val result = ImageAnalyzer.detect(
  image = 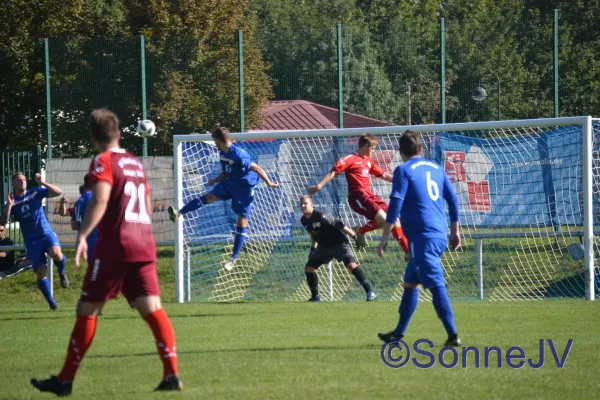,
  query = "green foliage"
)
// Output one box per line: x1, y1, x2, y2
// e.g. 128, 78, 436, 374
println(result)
1, 0, 271, 156
1, 0, 599, 155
